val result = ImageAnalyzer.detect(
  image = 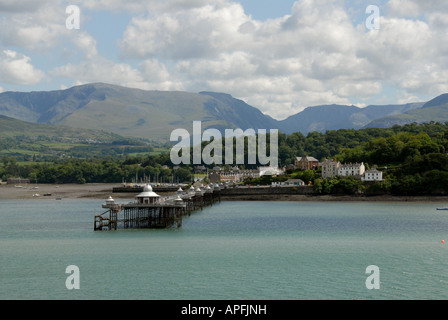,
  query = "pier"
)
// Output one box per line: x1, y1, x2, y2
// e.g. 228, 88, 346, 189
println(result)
94, 184, 221, 230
